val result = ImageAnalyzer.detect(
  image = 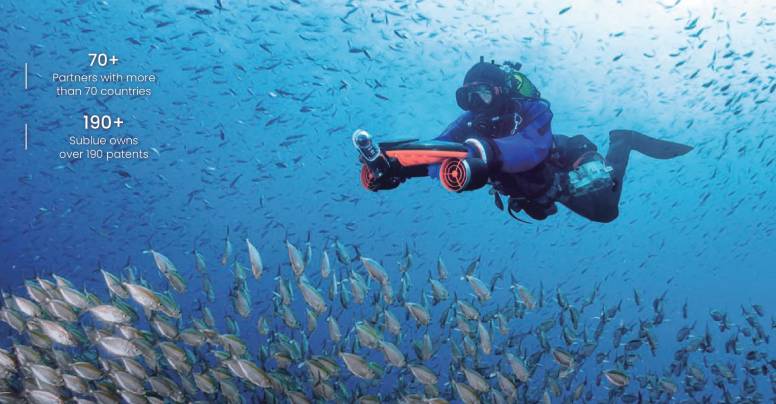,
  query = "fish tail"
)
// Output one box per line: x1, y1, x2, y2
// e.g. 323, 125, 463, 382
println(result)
351, 245, 362, 263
